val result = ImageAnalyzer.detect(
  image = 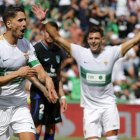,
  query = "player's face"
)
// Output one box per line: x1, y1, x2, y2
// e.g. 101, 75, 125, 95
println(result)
87, 32, 103, 54
44, 31, 53, 43
9, 11, 26, 39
